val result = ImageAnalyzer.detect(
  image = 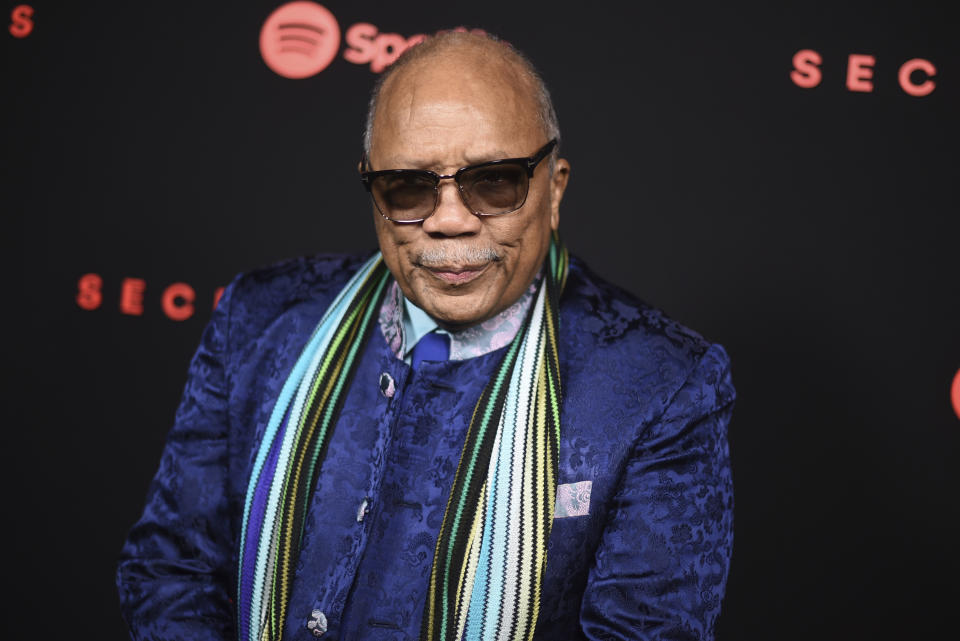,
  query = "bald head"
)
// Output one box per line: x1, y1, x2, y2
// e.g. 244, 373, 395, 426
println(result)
363, 32, 560, 163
